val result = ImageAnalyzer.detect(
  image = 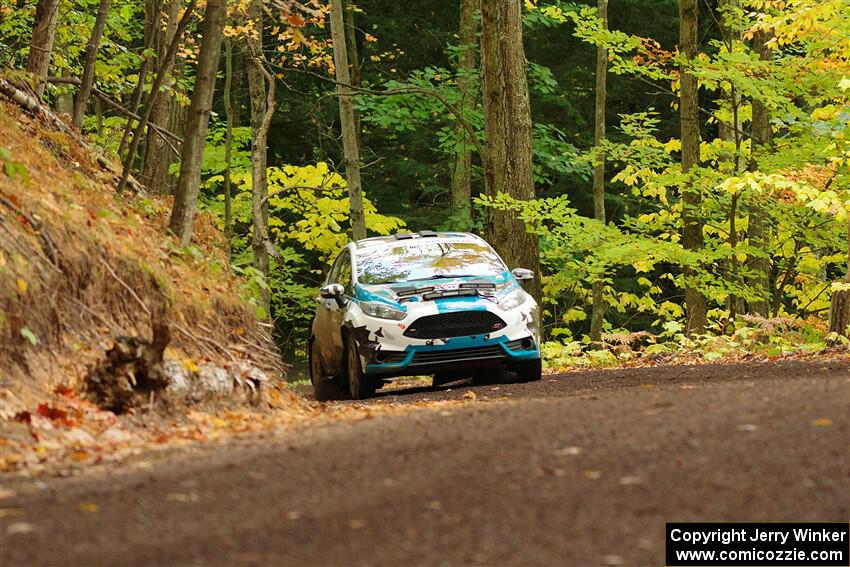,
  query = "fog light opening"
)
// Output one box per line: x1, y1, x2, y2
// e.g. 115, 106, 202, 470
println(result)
521, 338, 534, 350
374, 351, 386, 363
